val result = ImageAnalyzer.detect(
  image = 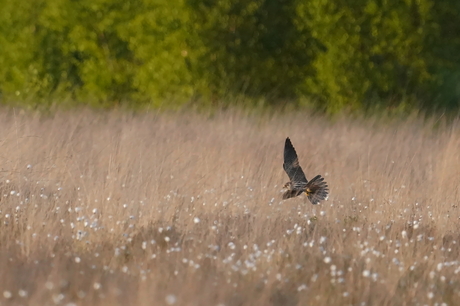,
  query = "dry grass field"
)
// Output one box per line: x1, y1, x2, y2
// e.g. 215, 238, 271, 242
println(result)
0, 109, 459, 306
